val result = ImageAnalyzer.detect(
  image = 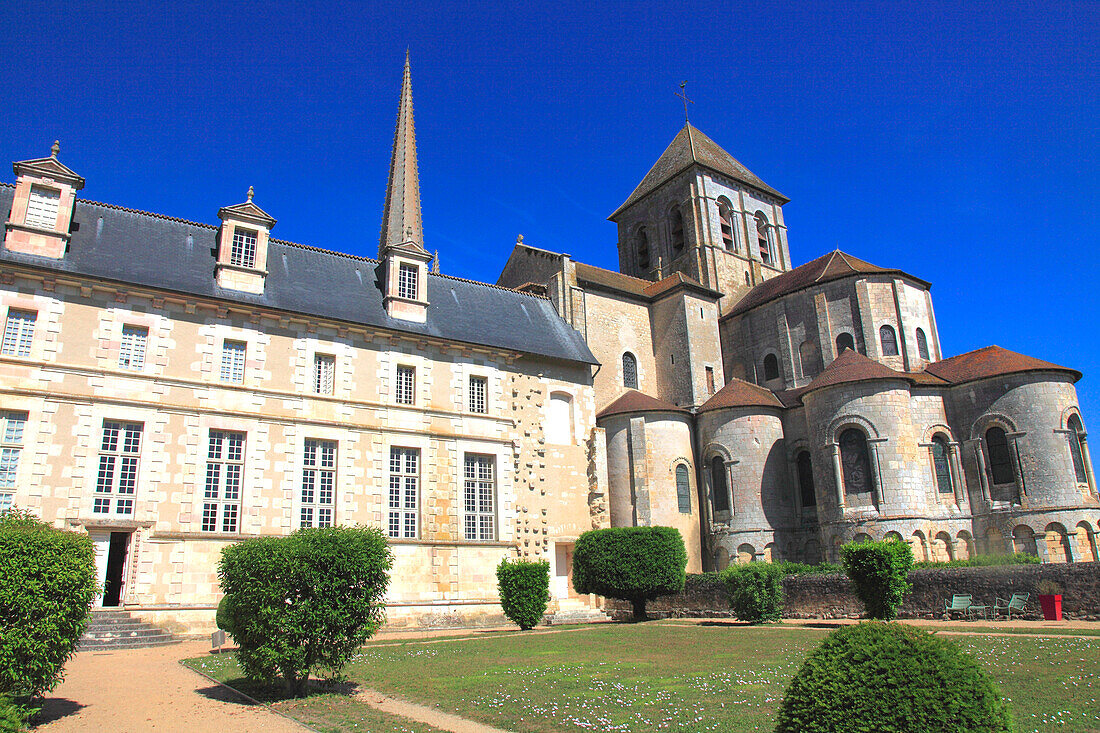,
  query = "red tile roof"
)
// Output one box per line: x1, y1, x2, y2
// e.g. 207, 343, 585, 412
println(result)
574, 263, 720, 301
723, 250, 930, 319
596, 390, 689, 419
803, 349, 910, 394
698, 378, 784, 412
924, 345, 1080, 384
